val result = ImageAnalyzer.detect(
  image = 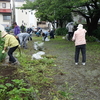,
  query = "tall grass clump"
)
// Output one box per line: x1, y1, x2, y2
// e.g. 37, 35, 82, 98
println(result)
0, 32, 6, 62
